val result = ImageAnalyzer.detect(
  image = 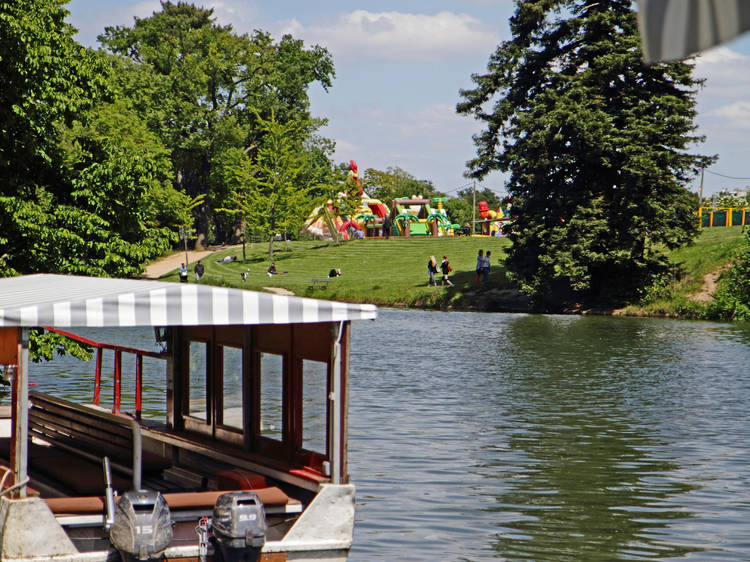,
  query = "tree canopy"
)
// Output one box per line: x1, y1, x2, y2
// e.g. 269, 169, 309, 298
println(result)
0, 0, 176, 279
457, 0, 713, 308
218, 110, 323, 258
361, 167, 442, 207
98, 1, 335, 244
